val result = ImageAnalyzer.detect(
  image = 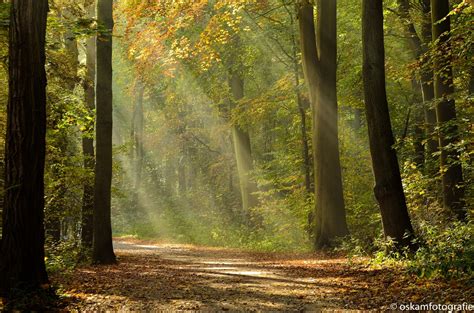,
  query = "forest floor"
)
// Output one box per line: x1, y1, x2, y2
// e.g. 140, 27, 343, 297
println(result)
52, 238, 472, 311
